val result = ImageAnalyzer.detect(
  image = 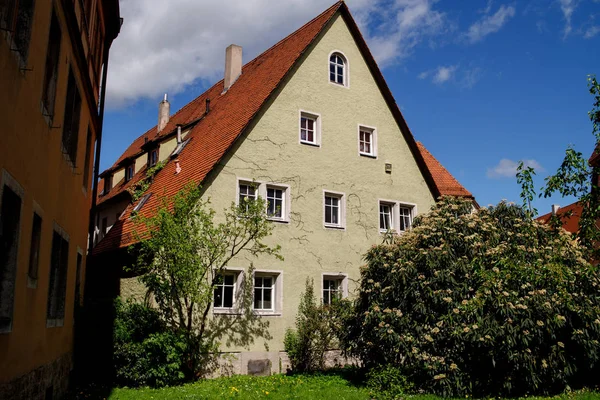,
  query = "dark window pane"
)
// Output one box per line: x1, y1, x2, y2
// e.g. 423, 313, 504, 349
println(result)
263, 277, 272, 287
13, 0, 35, 62
42, 10, 61, 117
254, 289, 261, 309
224, 274, 234, 285
263, 289, 272, 309
0, 185, 21, 331
224, 286, 234, 308
214, 287, 222, 307
47, 231, 68, 322
62, 70, 82, 164
255, 277, 261, 287
28, 212, 42, 280
330, 73, 335, 81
